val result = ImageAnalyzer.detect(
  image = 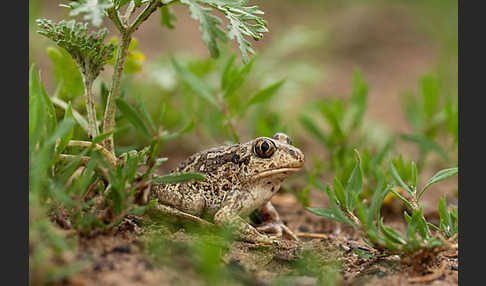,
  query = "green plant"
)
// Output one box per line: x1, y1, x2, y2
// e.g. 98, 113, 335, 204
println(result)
400, 73, 458, 168
32, 0, 272, 234
300, 70, 394, 182
50, 0, 268, 153
307, 150, 457, 260
171, 54, 285, 142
